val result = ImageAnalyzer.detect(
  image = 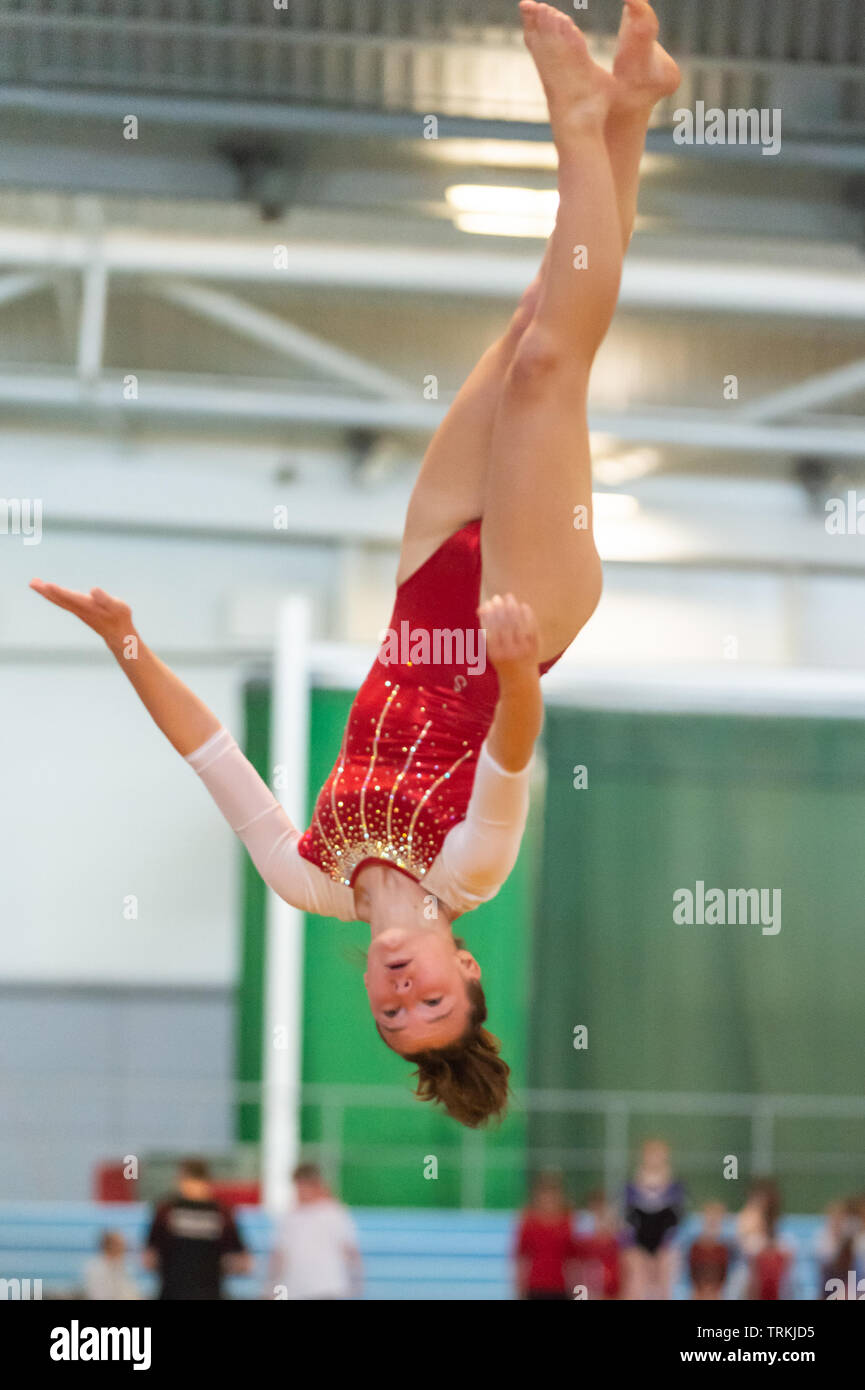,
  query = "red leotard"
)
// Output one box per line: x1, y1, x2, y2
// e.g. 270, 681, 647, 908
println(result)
297, 521, 561, 888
